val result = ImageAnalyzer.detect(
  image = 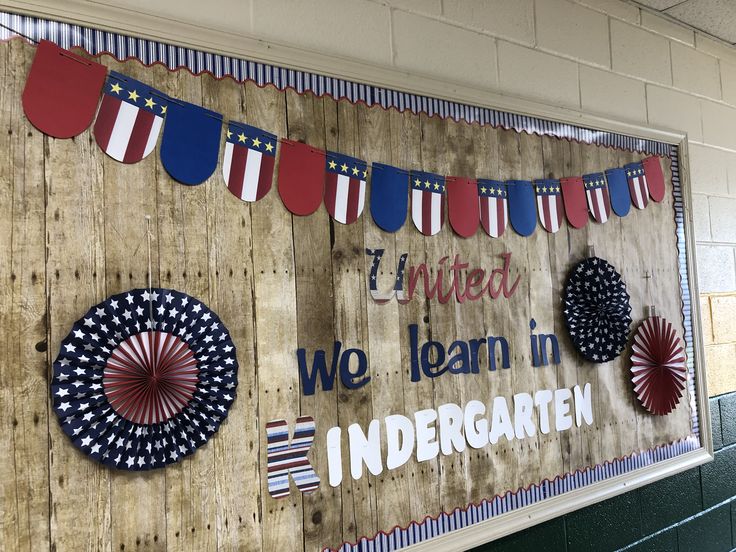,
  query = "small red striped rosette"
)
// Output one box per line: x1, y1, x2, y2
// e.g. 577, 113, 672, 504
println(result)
630, 315, 686, 416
